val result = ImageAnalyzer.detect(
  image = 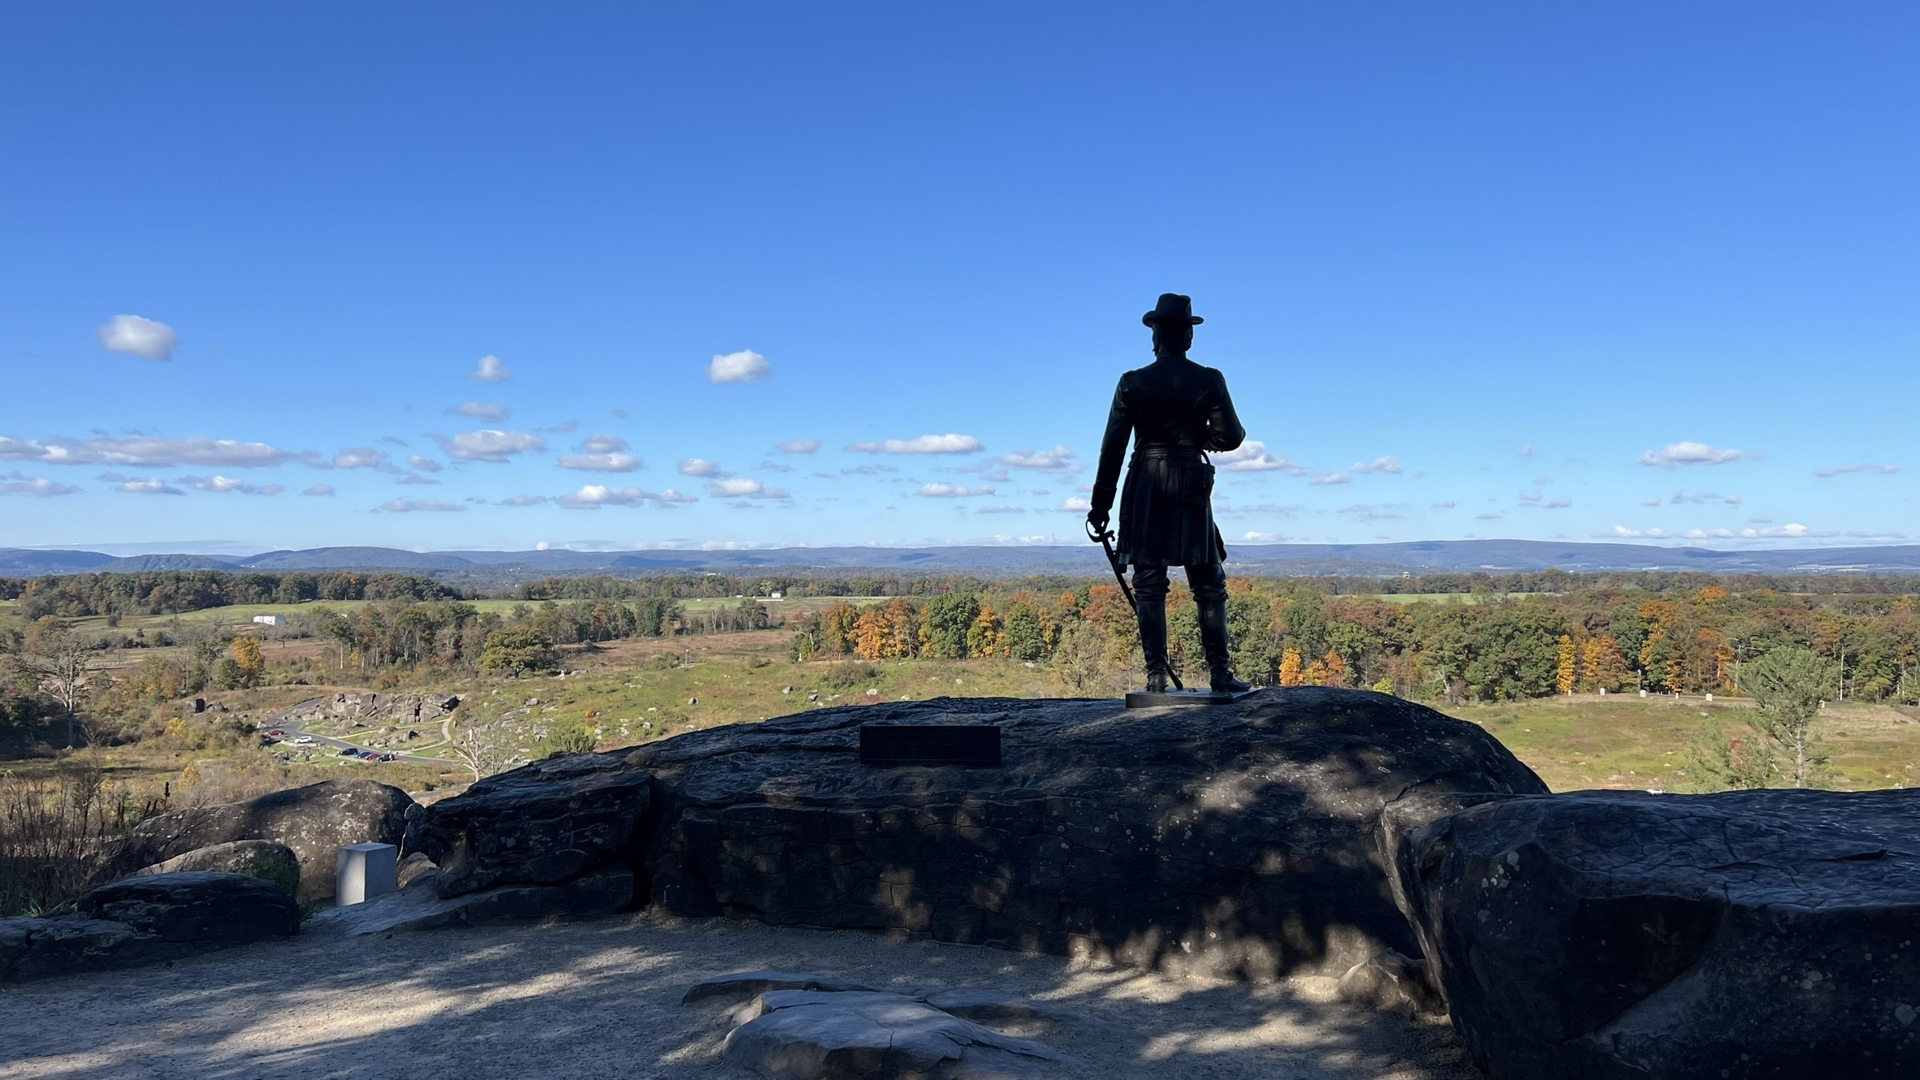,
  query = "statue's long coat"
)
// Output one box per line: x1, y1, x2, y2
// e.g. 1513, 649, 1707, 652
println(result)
1091, 355, 1246, 568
